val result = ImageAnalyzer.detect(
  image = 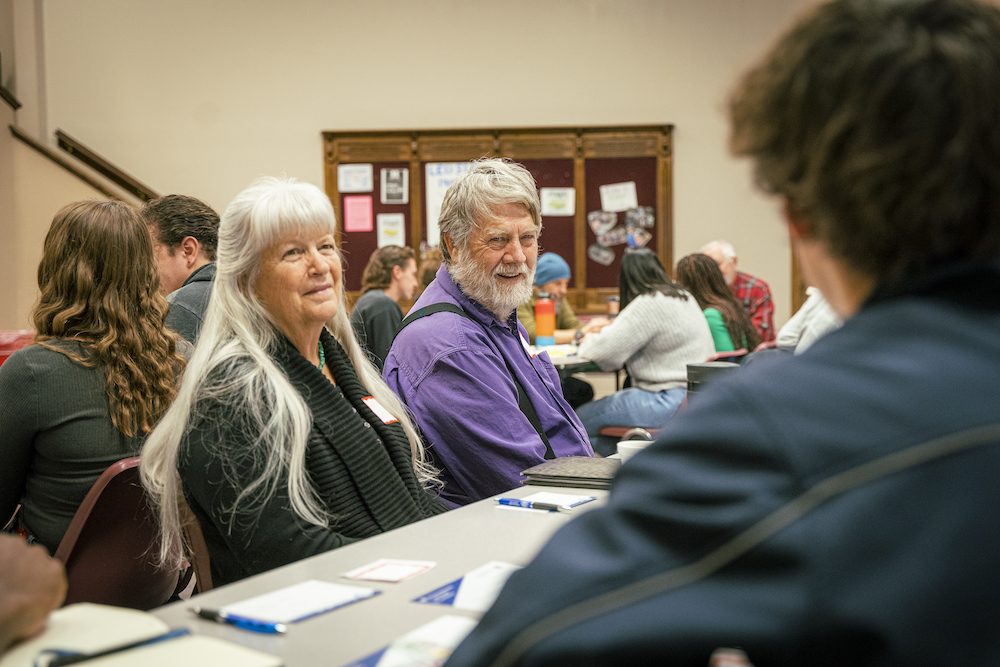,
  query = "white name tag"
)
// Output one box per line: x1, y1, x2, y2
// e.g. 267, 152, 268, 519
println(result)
520, 331, 536, 358
362, 396, 399, 424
